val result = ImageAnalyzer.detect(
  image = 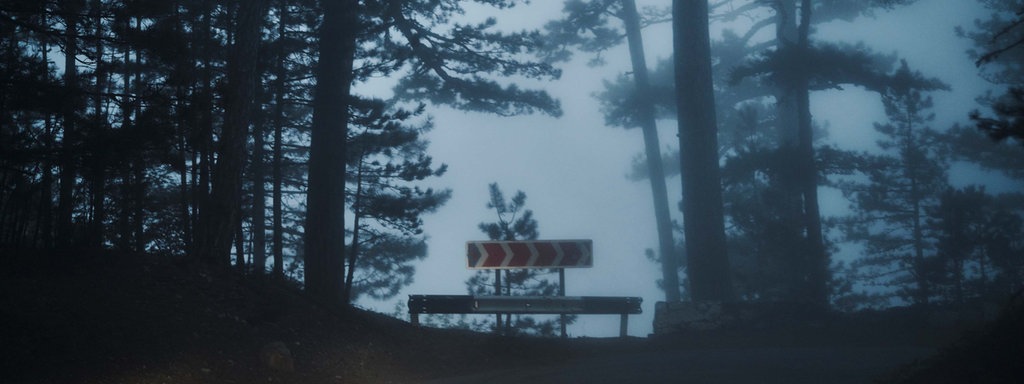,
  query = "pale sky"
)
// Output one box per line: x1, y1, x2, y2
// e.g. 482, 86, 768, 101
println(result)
355, 0, 1005, 337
